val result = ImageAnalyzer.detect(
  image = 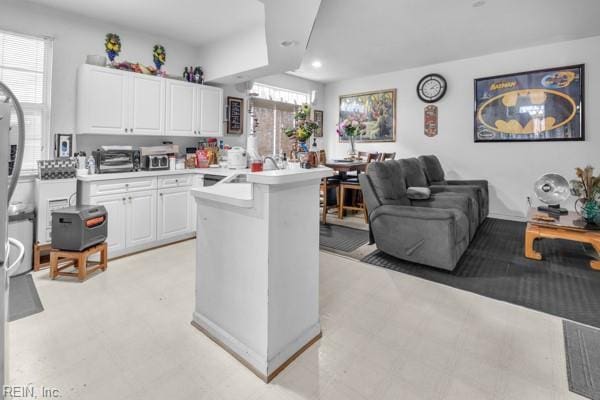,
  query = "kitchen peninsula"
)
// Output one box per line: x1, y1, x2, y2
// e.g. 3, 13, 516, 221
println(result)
190, 167, 332, 382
